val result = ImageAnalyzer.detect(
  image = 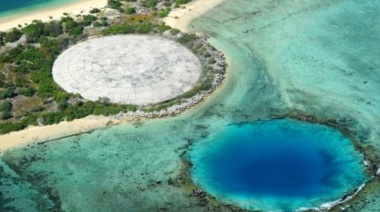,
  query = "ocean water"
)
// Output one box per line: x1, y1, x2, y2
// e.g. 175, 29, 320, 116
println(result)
1, 0, 380, 211
189, 119, 367, 211
0, 0, 76, 18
